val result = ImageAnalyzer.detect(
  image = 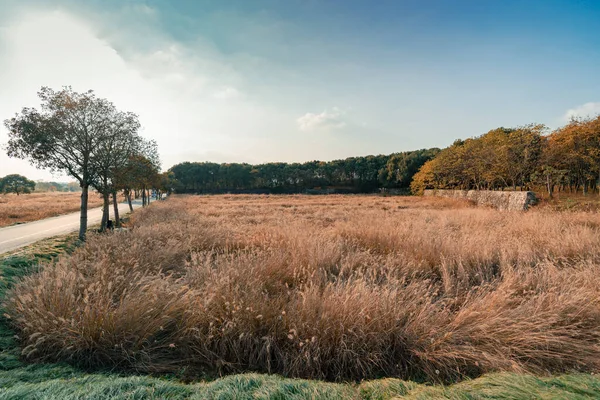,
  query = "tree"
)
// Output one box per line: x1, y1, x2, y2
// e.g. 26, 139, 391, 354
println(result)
410, 160, 436, 194
540, 116, 600, 195
90, 110, 142, 230
500, 125, 544, 190
167, 150, 438, 194
124, 154, 160, 207
156, 171, 176, 198
411, 125, 545, 192
383, 149, 440, 188
5, 87, 121, 241
0, 174, 36, 195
